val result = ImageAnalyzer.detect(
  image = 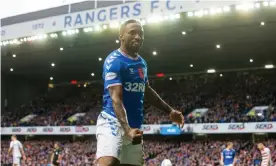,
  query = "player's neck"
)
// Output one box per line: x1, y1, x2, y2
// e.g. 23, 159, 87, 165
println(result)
119, 47, 138, 59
